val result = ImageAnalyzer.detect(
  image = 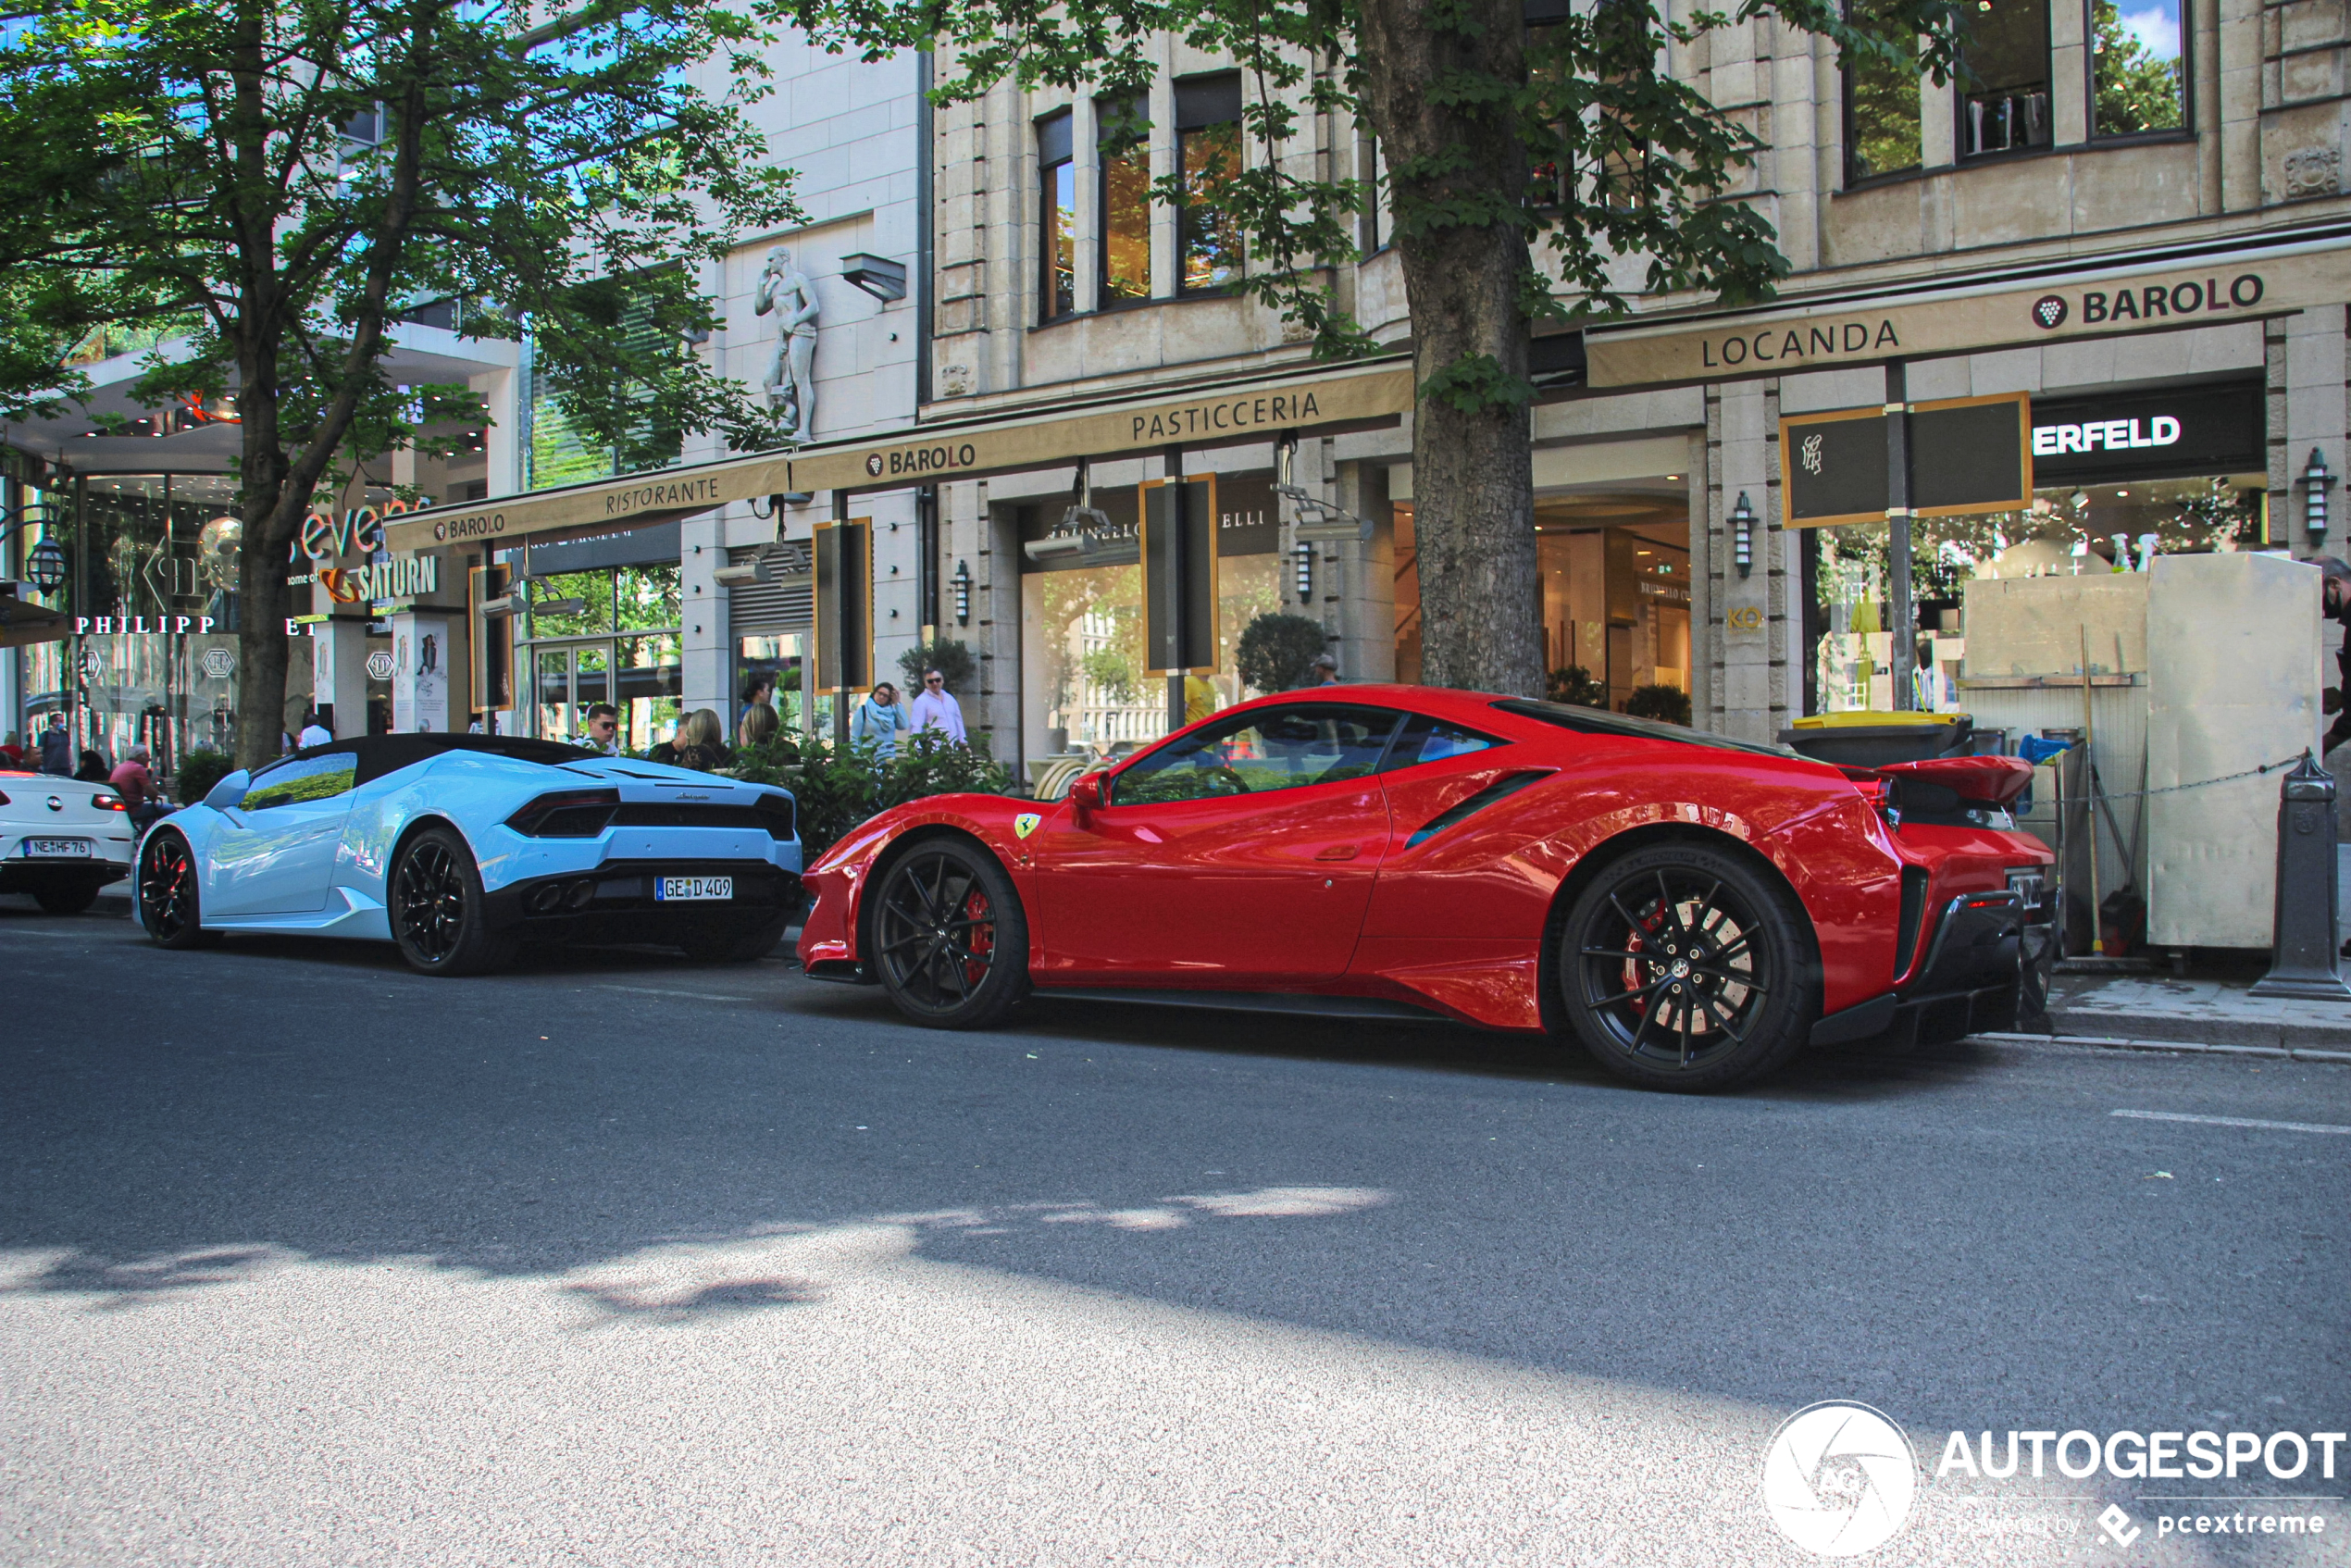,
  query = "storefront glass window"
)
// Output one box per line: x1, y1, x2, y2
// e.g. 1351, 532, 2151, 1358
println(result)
2090, 0, 2185, 135
738, 632, 811, 736
516, 563, 681, 751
